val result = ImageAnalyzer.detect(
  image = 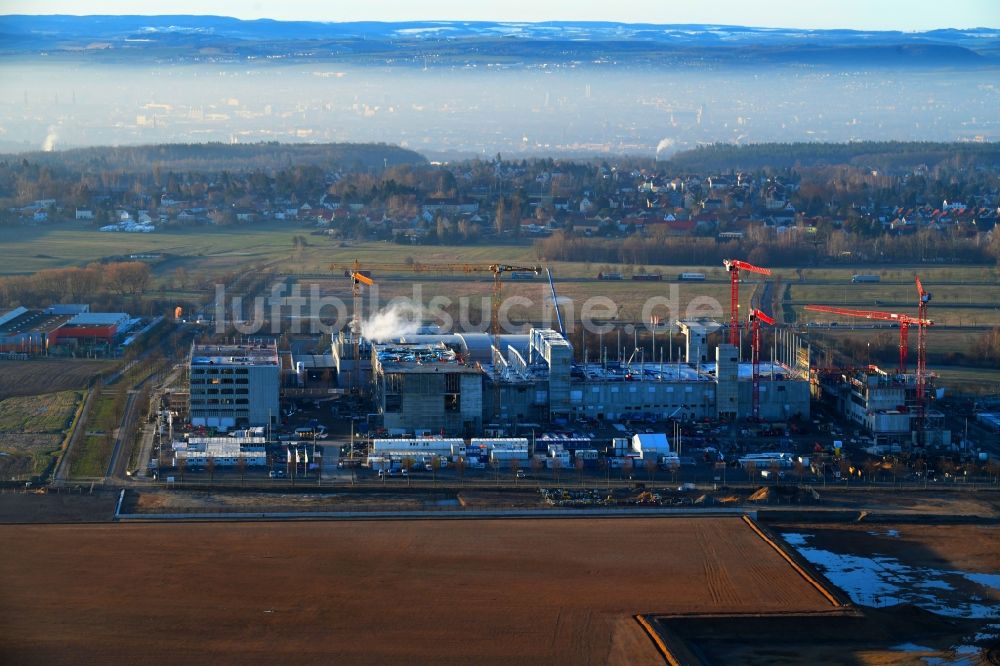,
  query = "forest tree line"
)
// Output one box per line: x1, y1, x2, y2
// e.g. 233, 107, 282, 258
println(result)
0, 261, 152, 309
533, 226, 1000, 268
666, 141, 1000, 172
